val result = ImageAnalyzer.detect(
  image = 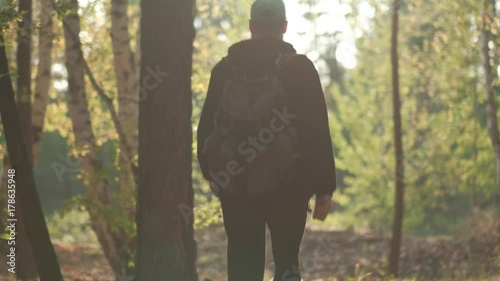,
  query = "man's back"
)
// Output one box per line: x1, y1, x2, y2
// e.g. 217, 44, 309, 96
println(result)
197, 38, 336, 198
